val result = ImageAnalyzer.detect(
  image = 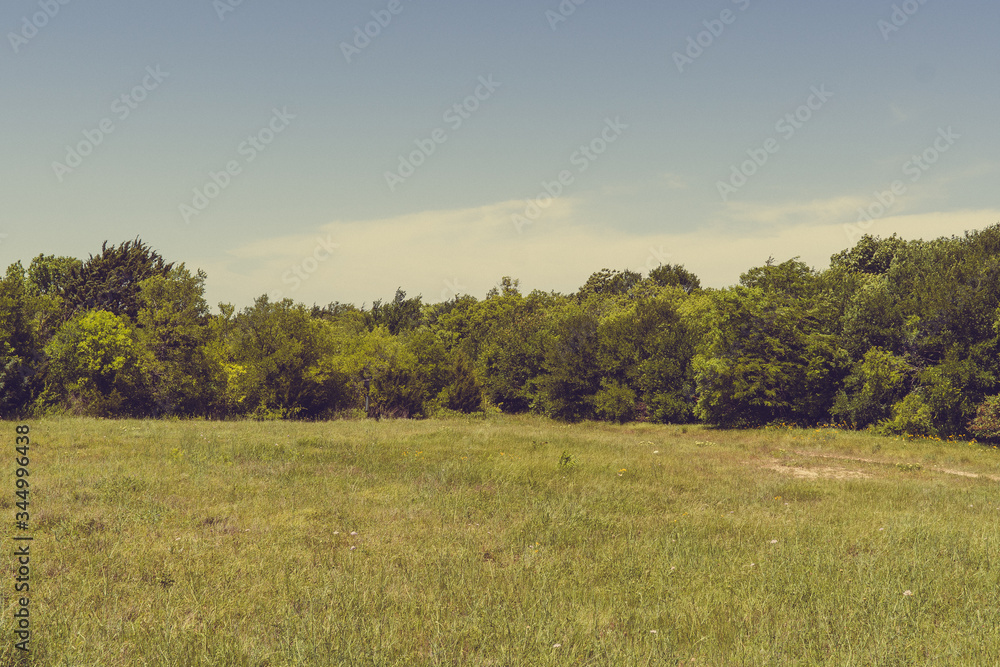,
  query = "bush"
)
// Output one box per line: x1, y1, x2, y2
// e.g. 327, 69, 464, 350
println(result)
593, 379, 636, 423
968, 394, 1000, 441
876, 392, 937, 437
